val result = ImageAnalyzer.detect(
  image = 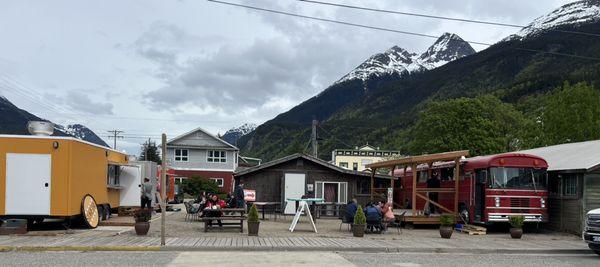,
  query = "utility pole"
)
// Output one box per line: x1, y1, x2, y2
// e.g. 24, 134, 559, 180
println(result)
311, 119, 318, 158
107, 130, 124, 149
160, 133, 167, 246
